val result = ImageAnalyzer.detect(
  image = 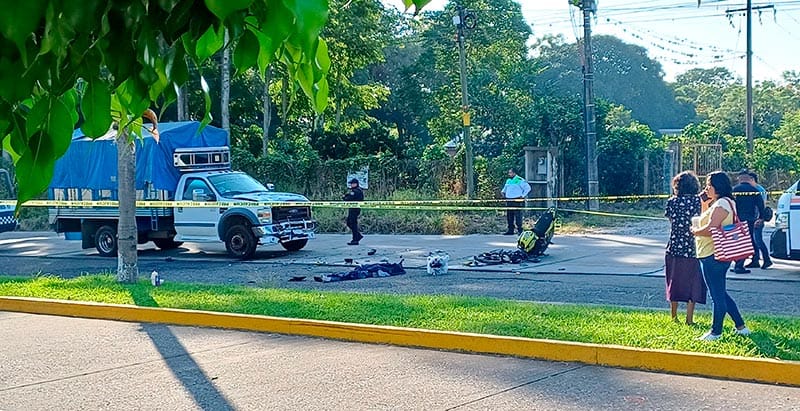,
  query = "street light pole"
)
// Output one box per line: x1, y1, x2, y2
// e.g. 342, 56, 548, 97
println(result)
455, 5, 475, 199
